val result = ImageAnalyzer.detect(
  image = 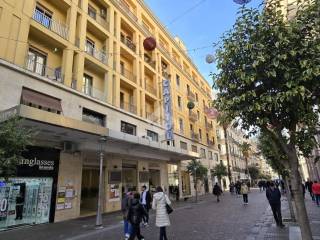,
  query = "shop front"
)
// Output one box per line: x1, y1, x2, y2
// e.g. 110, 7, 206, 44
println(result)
0, 146, 59, 231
